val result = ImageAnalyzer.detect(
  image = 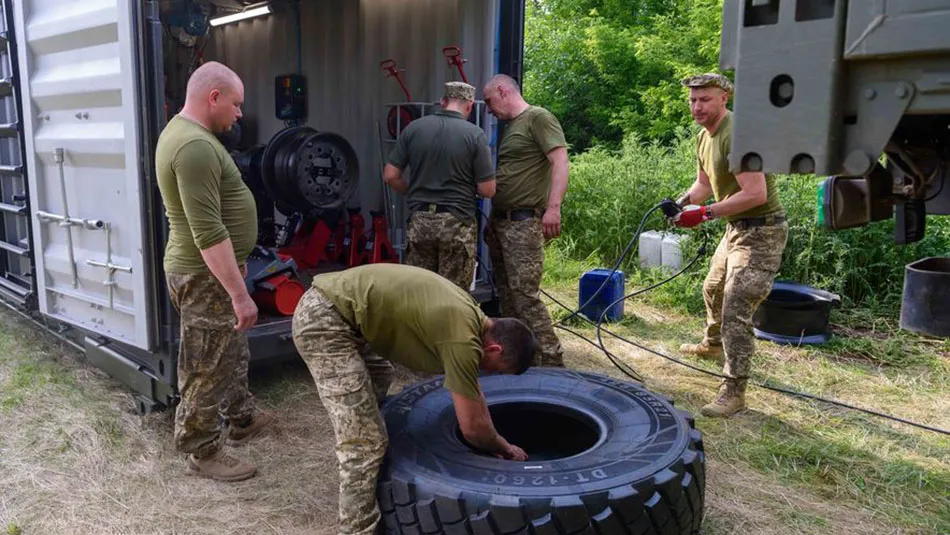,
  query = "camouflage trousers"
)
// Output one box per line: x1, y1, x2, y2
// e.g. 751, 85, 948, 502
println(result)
166, 272, 255, 459
702, 217, 788, 379
406, 211, 477, 291
486, 216, 563, 366
292, 287, 394, 535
